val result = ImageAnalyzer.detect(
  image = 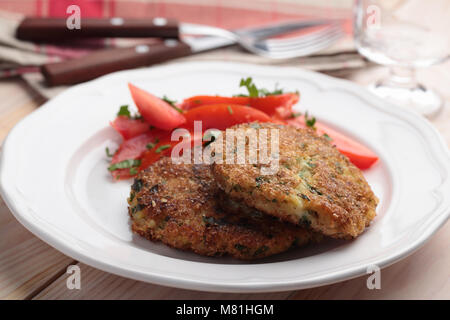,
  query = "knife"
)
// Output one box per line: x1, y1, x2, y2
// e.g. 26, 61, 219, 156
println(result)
16, 17, 179, 41
41, 36, 234, 86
